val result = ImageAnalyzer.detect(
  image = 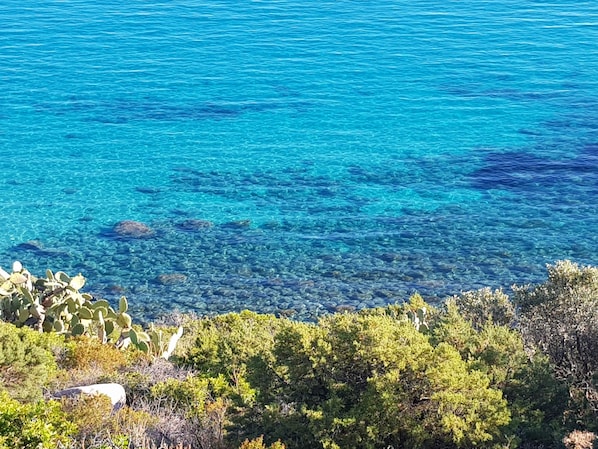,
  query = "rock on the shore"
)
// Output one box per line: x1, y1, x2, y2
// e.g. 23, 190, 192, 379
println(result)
53, 383, 126, 411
